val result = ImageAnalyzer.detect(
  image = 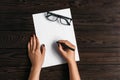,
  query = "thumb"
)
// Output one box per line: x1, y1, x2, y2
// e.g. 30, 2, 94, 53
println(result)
57, 43, 66, 57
